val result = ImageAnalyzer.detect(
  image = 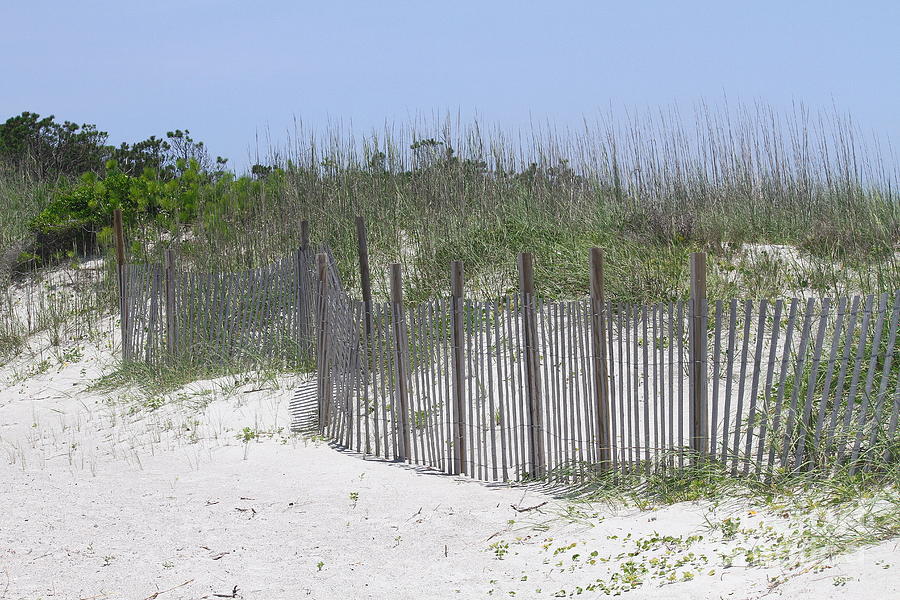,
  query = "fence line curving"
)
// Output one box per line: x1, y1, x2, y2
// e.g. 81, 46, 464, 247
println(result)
117, 232, 900, 482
